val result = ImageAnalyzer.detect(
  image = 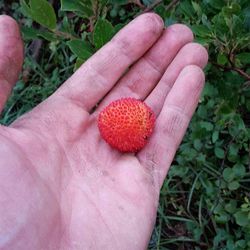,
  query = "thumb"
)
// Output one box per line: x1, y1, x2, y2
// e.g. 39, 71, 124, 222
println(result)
0, 15, 23, 114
